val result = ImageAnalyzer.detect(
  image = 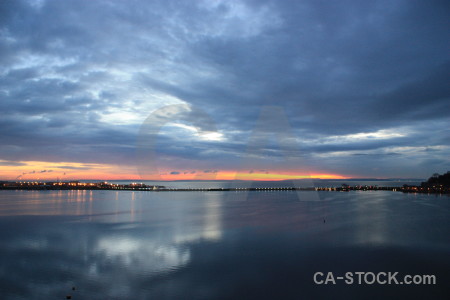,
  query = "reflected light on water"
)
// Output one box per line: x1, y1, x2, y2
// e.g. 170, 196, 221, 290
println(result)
174, 192, 223, 243
96, 235, 191, 275
0, 190, 448, 299
354, 191, 389, 245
